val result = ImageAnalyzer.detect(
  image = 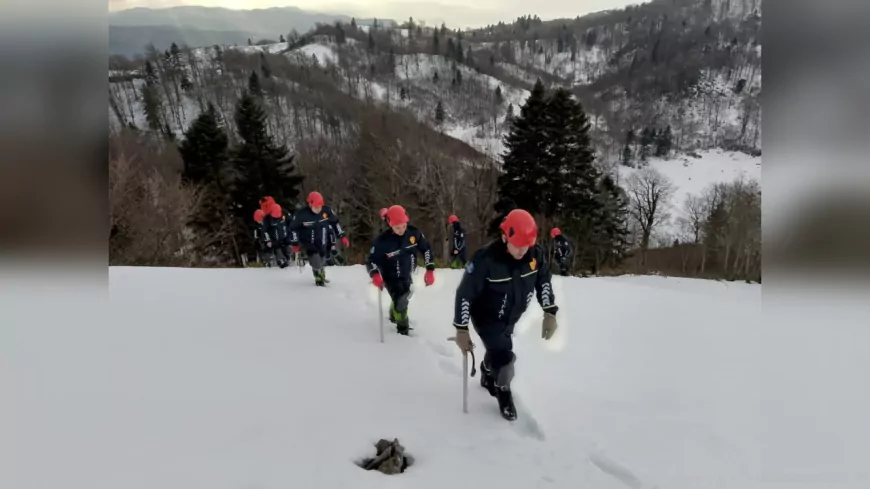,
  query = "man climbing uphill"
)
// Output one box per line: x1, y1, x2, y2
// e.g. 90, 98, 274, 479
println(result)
289, 191, 349, 286
448, 214, 467, 269
449, 209, 559, 420
366, 205, 435, 335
